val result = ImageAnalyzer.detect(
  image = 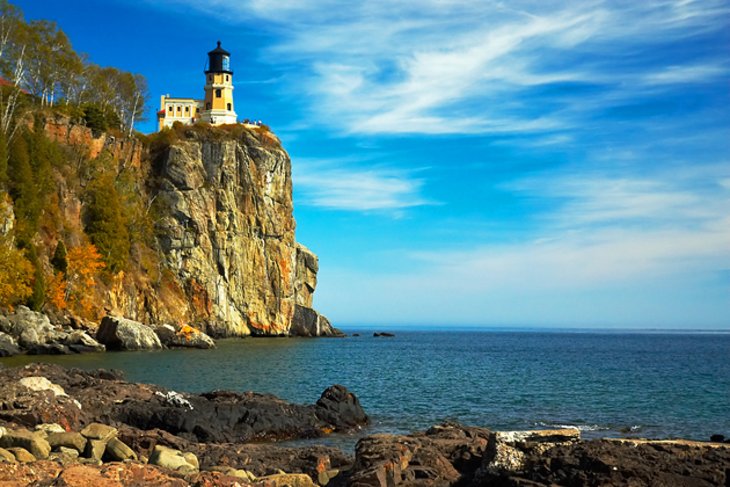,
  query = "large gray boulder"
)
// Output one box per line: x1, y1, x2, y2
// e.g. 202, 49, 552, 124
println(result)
289, 305, 344, 337
96, 316, 162, 351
